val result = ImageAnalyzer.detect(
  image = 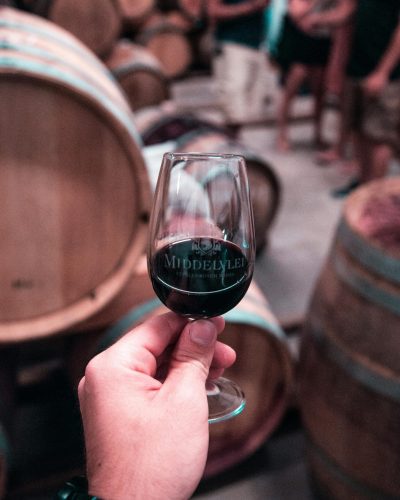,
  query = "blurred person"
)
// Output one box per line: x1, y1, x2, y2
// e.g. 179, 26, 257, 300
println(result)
303, 0, 400, 197
266, 0, 288, 60
315, 21, 354, 167
275, 0, 337, 152
207, 0, 270, 126
55, 313, 235, 500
